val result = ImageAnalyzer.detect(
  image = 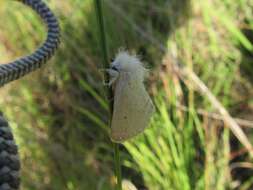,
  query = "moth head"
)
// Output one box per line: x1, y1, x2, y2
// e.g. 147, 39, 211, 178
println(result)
111, 51, 146, 82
